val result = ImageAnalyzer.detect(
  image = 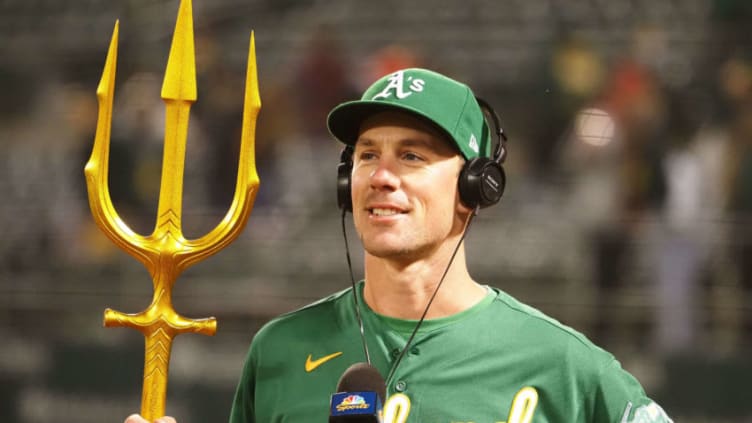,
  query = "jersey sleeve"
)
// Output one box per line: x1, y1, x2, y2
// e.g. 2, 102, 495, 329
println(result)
590, 358, 673, 423
229, 343, 257, 423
